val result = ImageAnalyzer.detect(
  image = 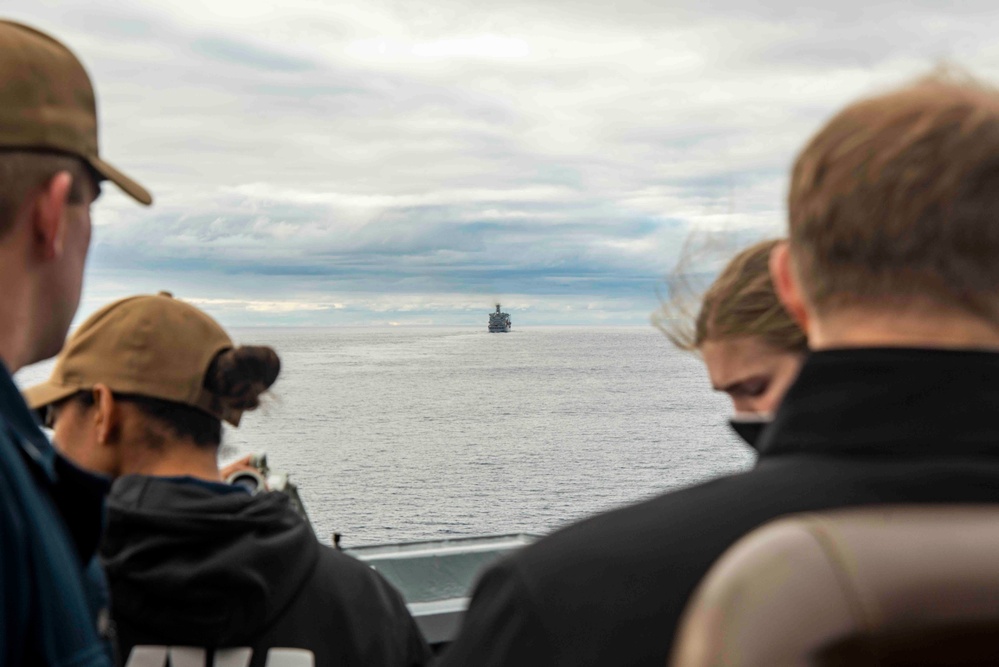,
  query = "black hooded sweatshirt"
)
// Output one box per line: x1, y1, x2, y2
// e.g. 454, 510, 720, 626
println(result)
100, 475, 430, 667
